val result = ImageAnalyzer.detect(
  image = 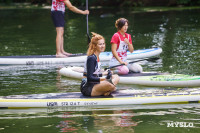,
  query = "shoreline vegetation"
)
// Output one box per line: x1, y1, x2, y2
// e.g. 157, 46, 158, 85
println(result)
0, 3, 200, 12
